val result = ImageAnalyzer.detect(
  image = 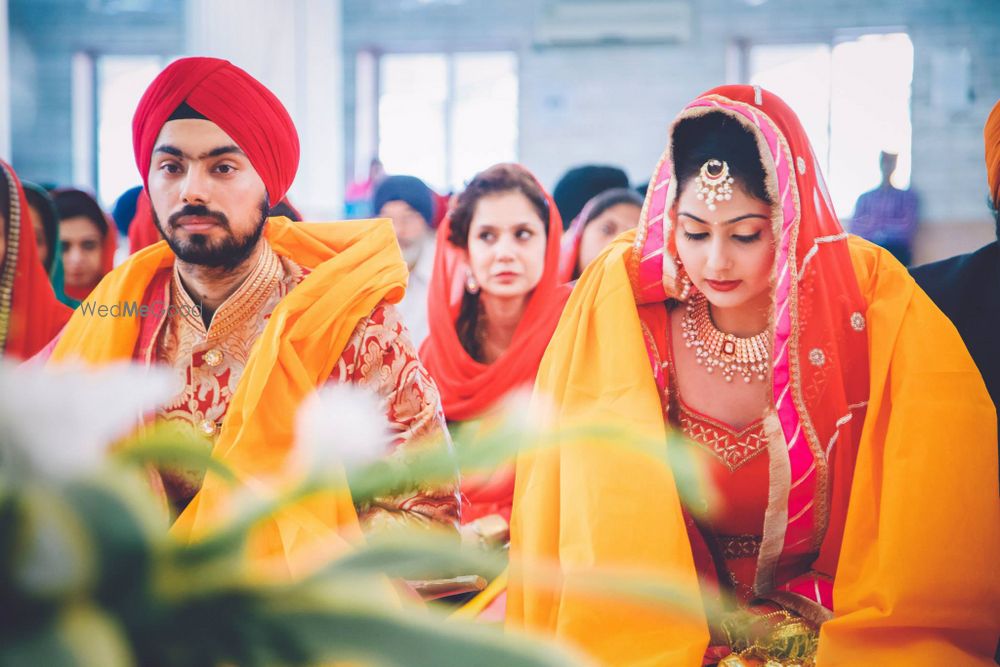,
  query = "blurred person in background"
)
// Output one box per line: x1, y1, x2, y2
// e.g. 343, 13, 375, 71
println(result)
22, 182, 60, 276
53, 188, 118, 305
112, 185, 145, 263
126, 190, 159, 255
344, 156, 385, 218
911, 98, 1000, 458
849, 150, 919, 265
0, 160, 71, 359
431, 190, 451, 227
112, 185, 144, 238
374, 174, 437, 345
559, 186, 643, 281
552, 164, 630, 231
22, 182, 72, 306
